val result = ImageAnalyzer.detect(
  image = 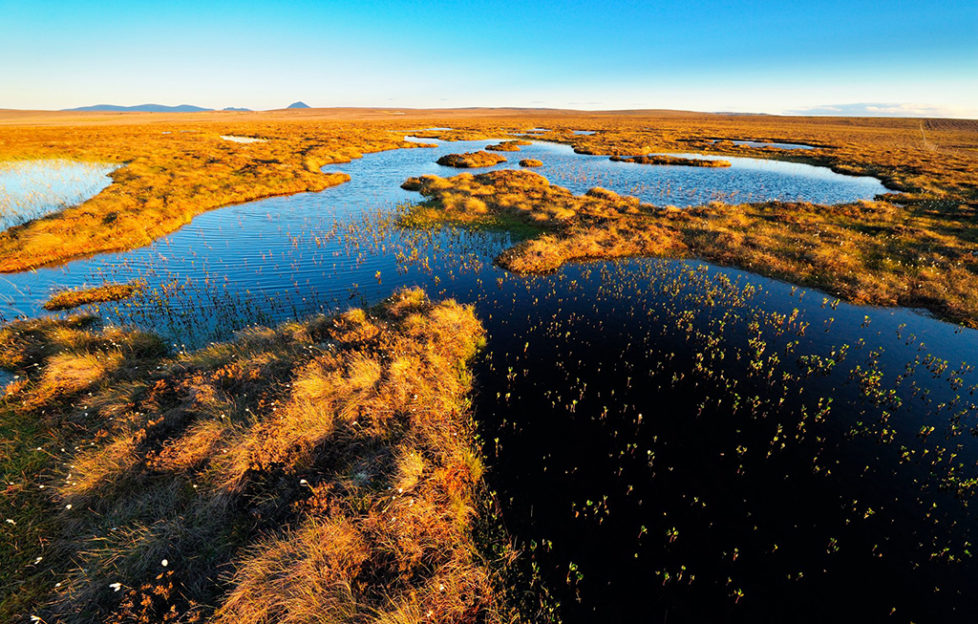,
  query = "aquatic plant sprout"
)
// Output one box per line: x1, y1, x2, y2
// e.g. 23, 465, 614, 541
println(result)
0, 160, 117, 230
